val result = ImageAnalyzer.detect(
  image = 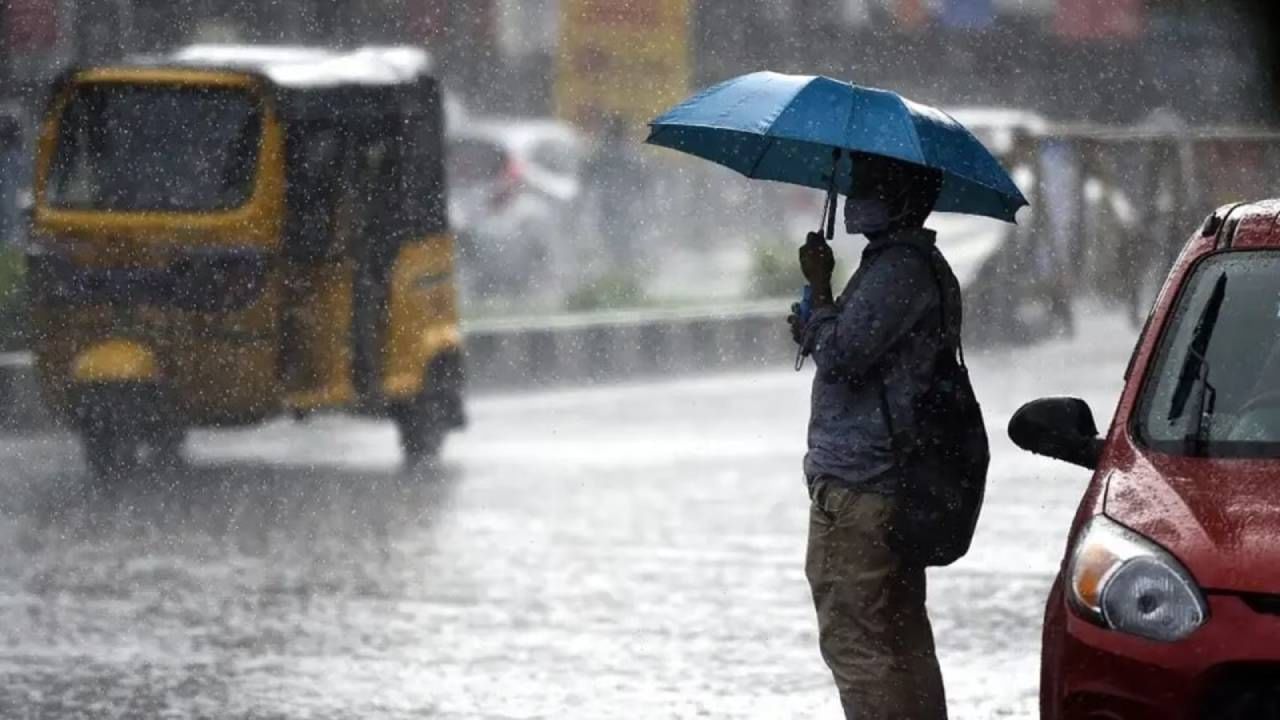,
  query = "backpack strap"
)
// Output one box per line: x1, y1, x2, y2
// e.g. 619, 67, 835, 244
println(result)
888, 241, 966, 368
869, 241, 963, 470
835, 239, 960, 386
924, 250, 966, 368
877, 365, 904, 462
